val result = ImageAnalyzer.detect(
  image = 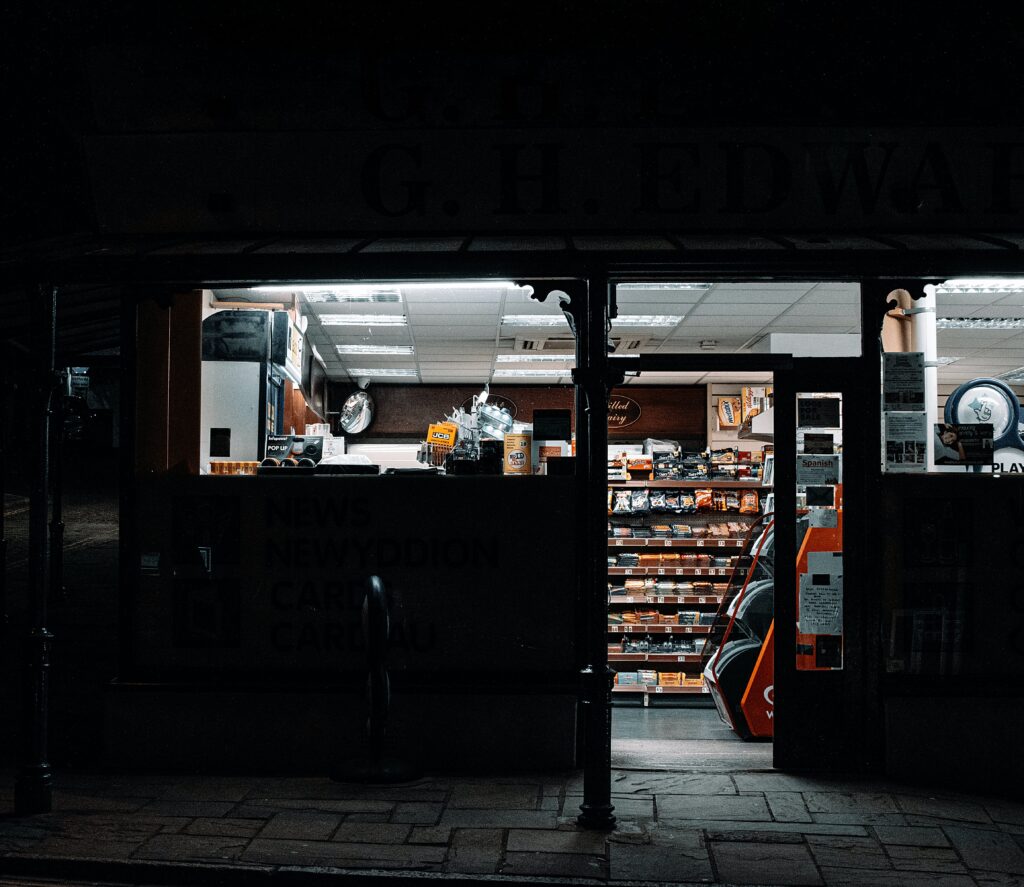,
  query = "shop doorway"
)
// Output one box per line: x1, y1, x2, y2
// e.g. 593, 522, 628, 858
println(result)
602, 281, 859, 772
